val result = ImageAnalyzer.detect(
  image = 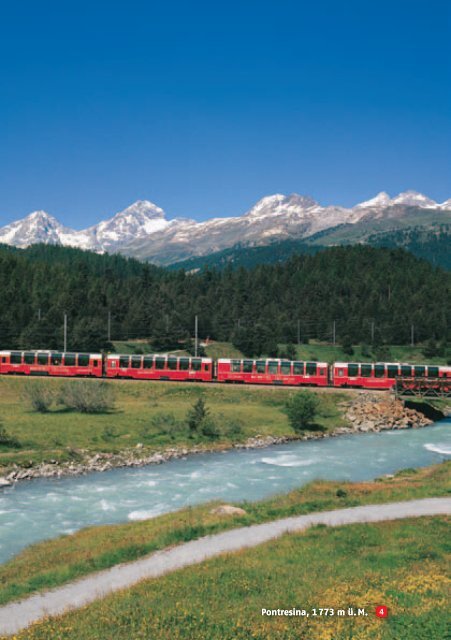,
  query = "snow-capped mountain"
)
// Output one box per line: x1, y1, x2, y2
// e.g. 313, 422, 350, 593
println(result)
0, 211, 74, 248
85, 200, 171, 252
0, 191, 449, 265
0, 200, 172, 252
